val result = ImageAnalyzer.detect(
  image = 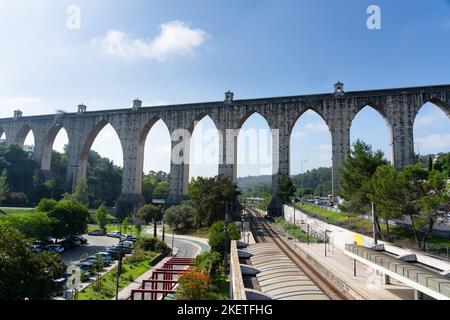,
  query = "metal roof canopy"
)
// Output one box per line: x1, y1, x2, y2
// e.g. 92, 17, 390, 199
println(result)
345, 244, 450, 300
